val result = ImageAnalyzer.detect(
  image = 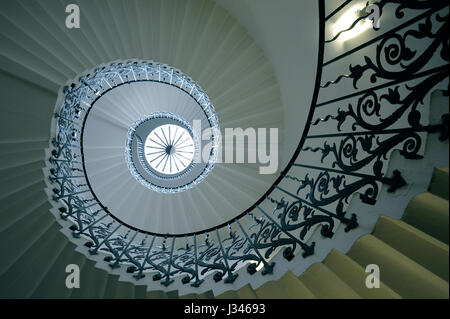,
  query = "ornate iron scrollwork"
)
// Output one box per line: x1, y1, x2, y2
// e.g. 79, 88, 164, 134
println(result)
45, 1, 449, 290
